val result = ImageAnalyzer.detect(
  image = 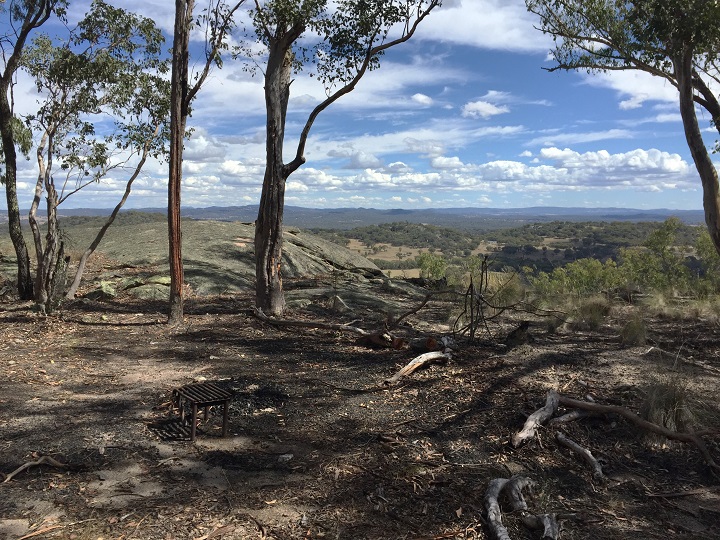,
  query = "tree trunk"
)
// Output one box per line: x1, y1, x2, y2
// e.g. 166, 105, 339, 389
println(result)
255, 38, 293, 316
0, 84, 33, 300
674, 47, 720, 257
167, 0, 192, 326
